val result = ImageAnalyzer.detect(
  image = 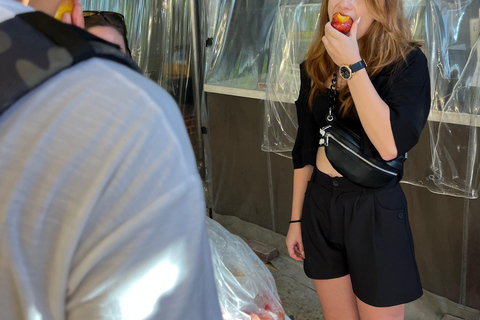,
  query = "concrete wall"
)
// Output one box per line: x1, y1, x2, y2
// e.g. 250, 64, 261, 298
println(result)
207, 92, 480, 310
